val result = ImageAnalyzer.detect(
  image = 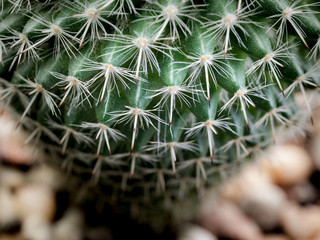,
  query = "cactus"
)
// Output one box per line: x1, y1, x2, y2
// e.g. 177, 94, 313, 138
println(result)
0, 0, 320, 229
